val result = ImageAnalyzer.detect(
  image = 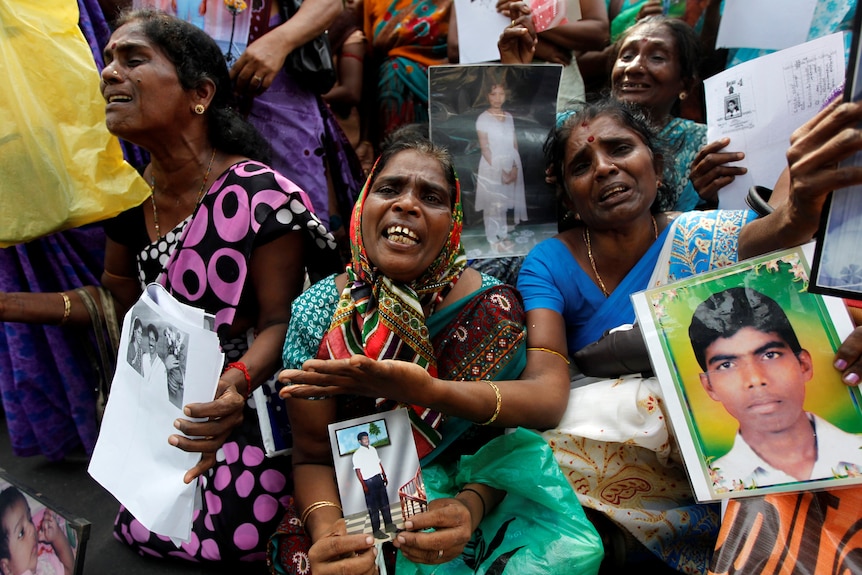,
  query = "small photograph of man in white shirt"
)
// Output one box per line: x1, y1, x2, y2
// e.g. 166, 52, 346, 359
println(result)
142, 323, 167, 390
690, 287, 862, 492
352, 431, 396, 539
